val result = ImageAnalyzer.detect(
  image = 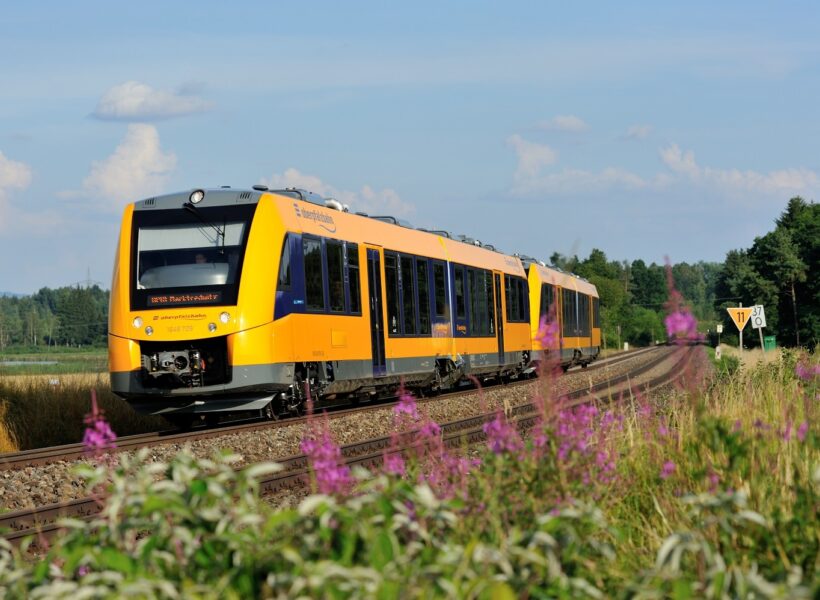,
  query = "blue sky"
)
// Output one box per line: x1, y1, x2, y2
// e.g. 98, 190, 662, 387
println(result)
1, 1, 819, 293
